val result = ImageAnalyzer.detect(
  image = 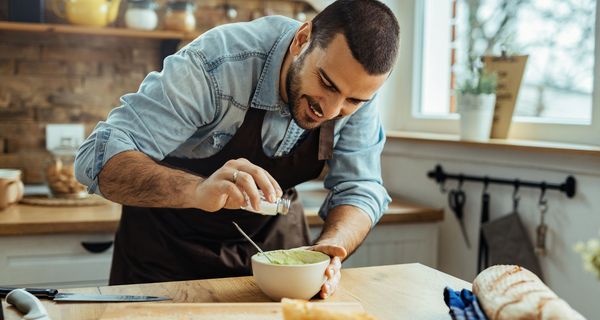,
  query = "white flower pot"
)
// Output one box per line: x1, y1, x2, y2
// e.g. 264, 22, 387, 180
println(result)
456, 92, 496, 141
